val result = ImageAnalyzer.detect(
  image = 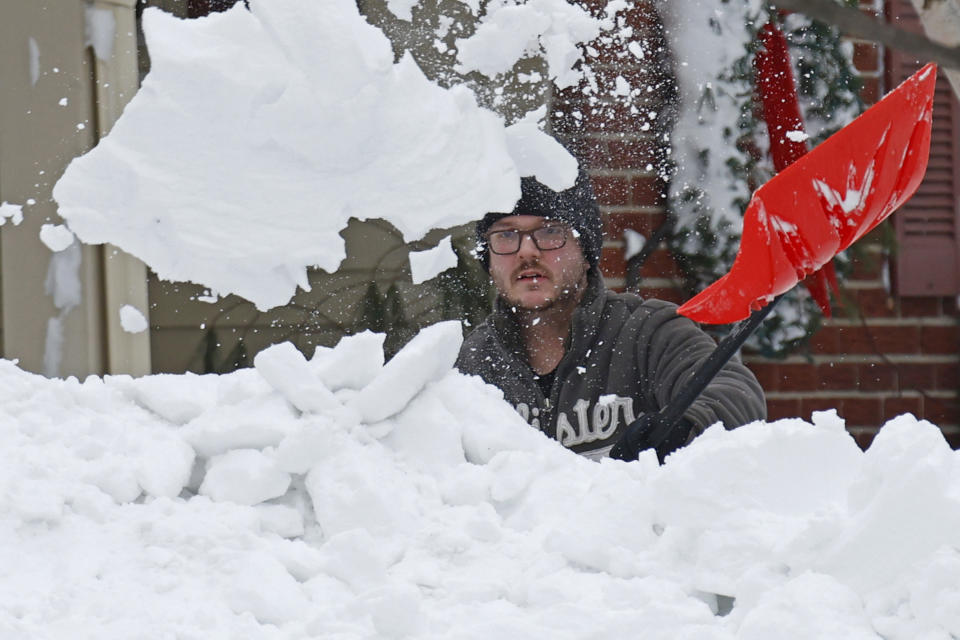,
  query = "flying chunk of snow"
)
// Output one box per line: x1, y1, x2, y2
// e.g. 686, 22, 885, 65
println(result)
0, 202, 23, 226
39, 223, 75, 252
504, 109, 579, 191
409, 236, 458, 285
624, 228, 646, 261
53, 0, 523, 311
614, 75, 631, 96
786, 129, 810, 143
118, 304, 149, 333
385, 0, 418, 20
